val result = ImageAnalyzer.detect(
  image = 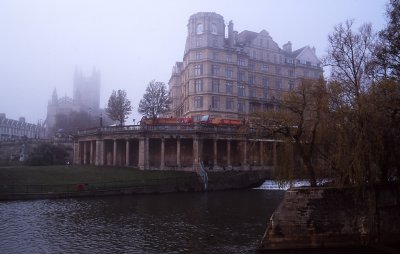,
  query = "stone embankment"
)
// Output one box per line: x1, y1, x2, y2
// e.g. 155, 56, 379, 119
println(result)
0, 170, 270, 201
259, 184, 400, 251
